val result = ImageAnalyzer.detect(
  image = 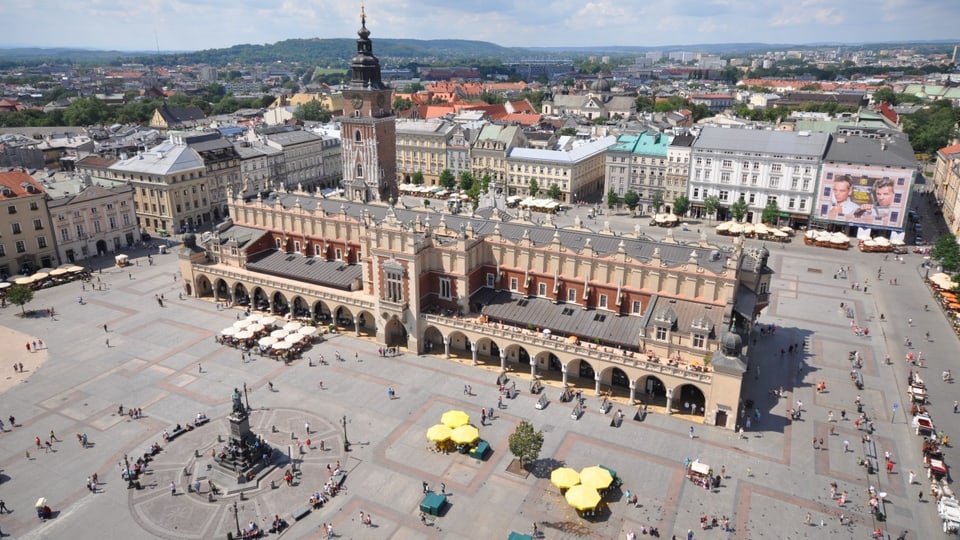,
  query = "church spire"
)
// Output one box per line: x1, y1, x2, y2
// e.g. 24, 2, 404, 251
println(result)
350, 2, 384, 89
